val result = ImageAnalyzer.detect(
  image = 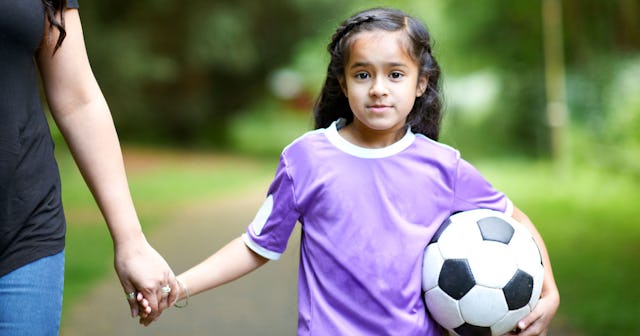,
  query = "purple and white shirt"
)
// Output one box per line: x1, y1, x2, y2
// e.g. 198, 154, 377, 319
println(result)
243, 119, 512, 335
